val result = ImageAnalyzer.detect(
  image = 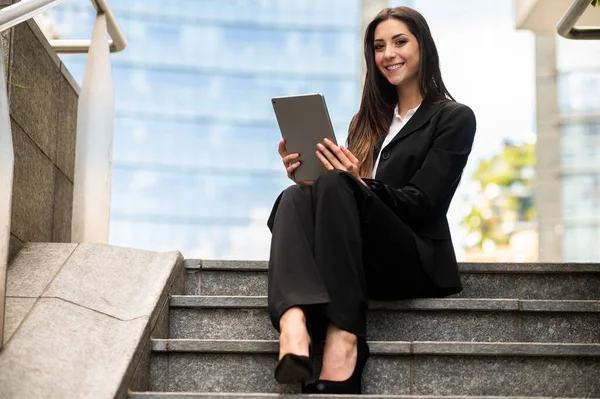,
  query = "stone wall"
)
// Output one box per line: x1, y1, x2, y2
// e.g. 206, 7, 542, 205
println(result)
1, 16, 79, 261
